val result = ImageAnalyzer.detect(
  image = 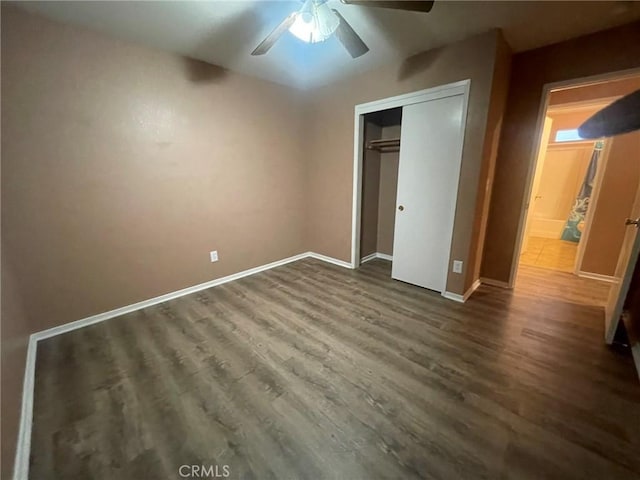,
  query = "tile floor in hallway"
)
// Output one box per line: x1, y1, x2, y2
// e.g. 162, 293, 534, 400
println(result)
519, 236, 578, 273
